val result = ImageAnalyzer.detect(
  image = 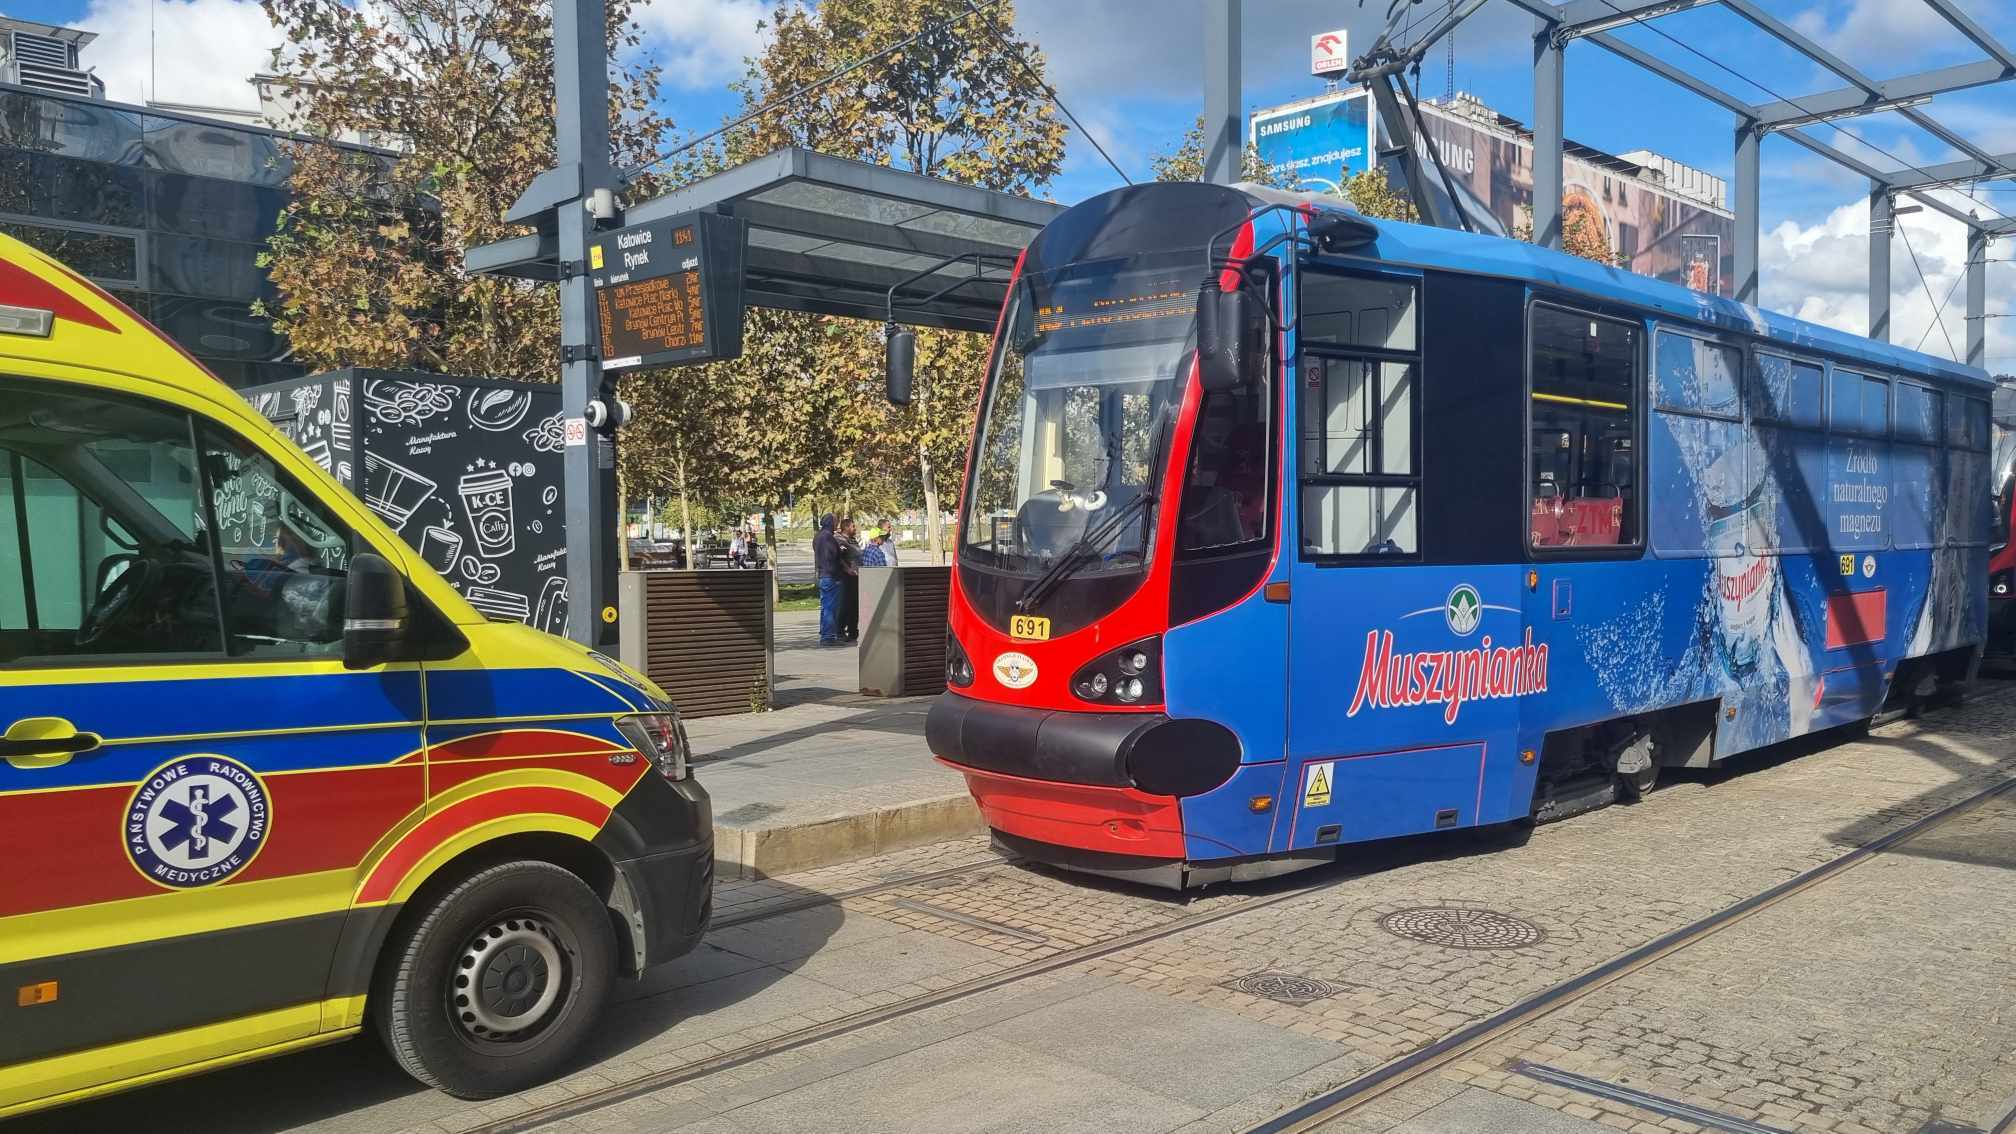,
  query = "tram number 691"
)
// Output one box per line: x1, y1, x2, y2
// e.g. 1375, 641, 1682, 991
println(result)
1009, 615, 1052, 641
